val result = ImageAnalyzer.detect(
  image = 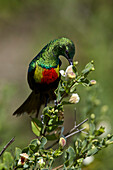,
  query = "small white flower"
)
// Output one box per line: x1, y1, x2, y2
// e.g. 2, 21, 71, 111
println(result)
83, 156, 94, 165
59, 70, 66, 77
38, 158, 44, 164
60, 65, 76, 79
66, 65, 76, 79
69, 93, 80, 104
